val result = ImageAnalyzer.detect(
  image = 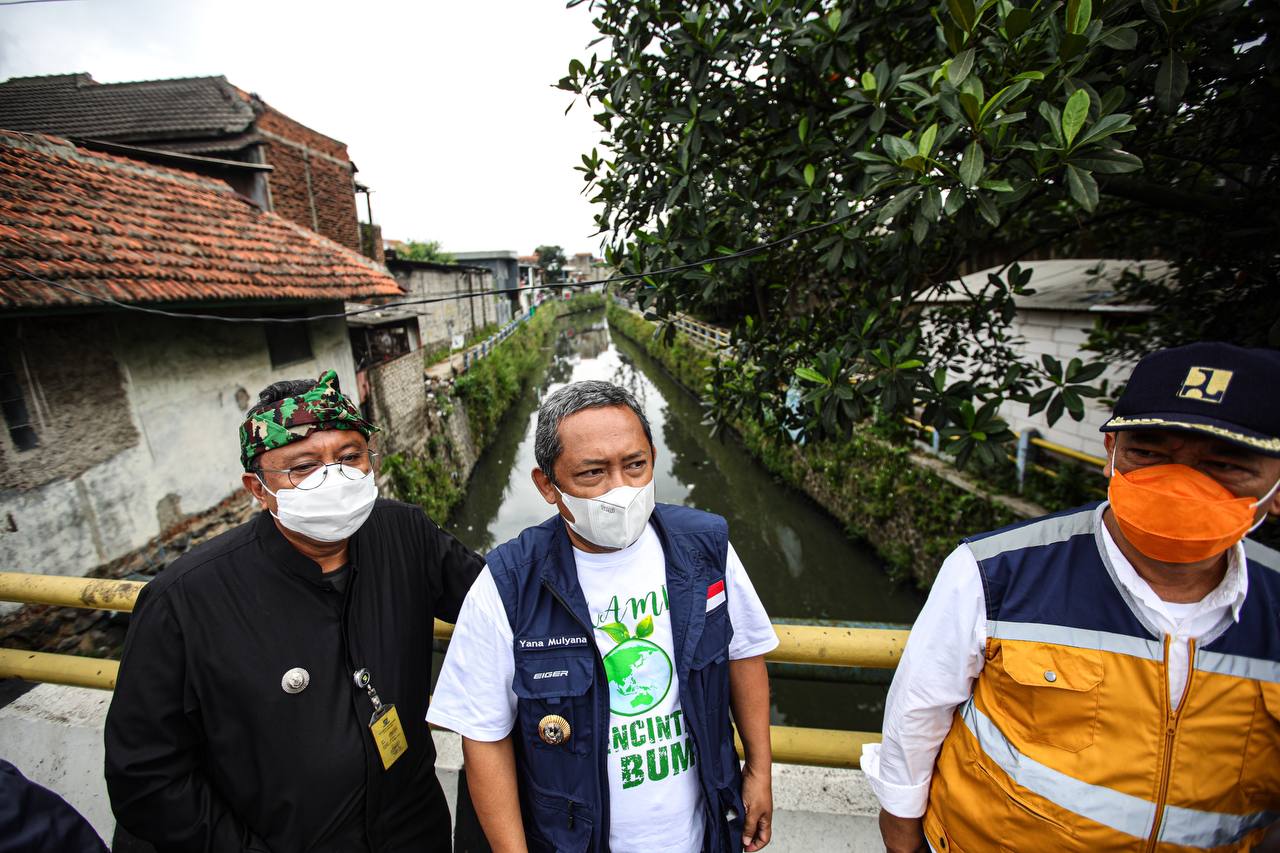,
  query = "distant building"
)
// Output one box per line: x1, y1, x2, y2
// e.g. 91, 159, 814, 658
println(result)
348, 258, 506, 371
0, 131, 400, 586
922, 258, 1168, 456
0, 72, 371, 258
565, 252, 596, 282
453, 250, 521, 315
516, 256, 547, 310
